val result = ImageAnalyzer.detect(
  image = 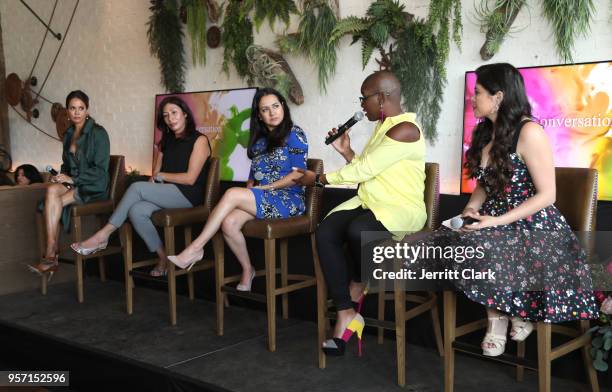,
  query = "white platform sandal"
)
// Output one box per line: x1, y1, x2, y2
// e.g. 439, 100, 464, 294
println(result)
510, 317, 534, 341
482, 315, 509, 357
